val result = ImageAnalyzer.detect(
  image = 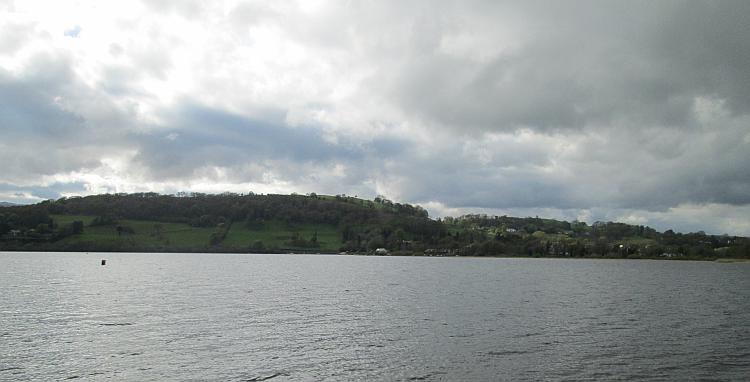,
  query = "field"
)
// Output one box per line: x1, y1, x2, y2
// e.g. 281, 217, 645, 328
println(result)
53, 215, 217, 250
223, 221, 342, 252
51, 215, 342, 252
